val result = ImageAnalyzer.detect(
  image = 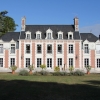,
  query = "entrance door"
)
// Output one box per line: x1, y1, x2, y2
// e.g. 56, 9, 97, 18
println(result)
47, 58, 52, 68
